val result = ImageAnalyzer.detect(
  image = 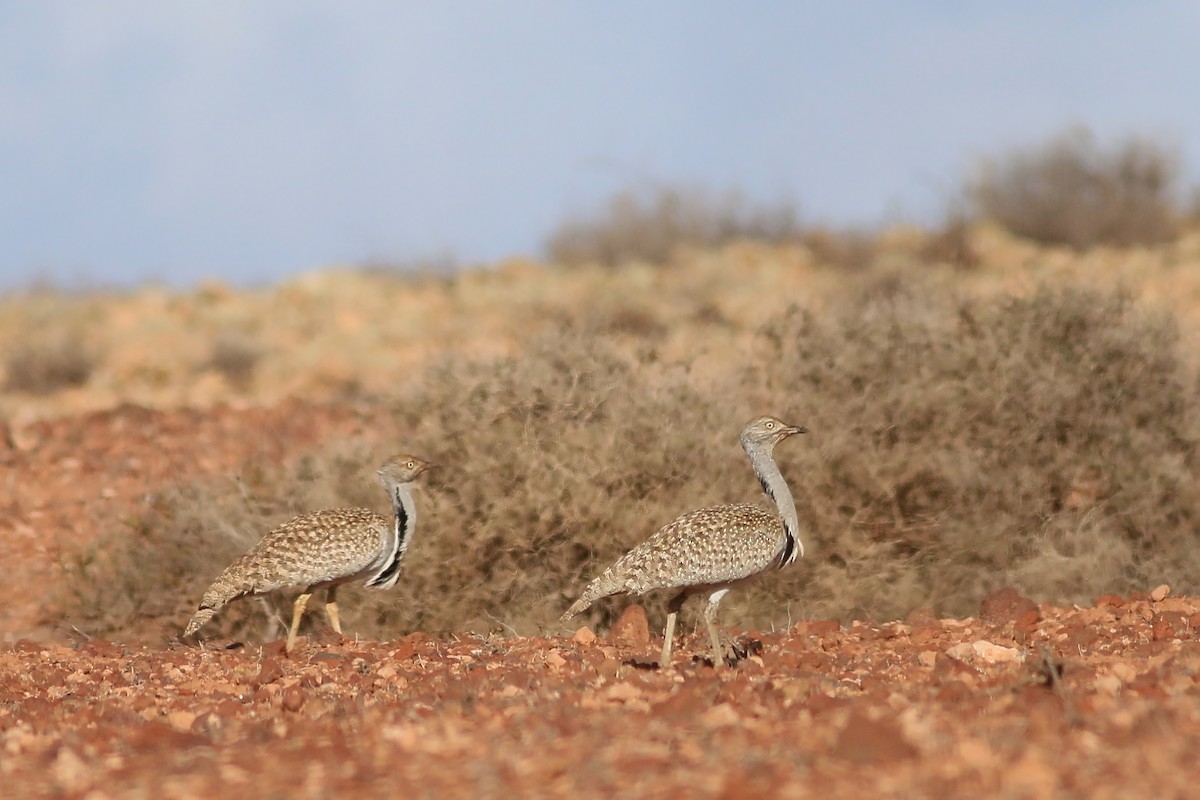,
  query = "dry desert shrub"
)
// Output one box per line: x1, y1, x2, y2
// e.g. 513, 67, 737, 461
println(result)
4, 329, 98, 395
205, 332, 265, 388
969, 127, 1183, 250
546, 184, 803, 266
741, 282, 1200, 622
61, 285, 1200, 642
63, 334, 740, 641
